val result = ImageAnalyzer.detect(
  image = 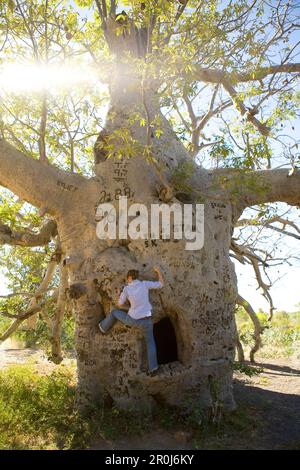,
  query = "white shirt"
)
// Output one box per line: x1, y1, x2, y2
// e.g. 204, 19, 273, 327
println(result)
119, 279, 162, 320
